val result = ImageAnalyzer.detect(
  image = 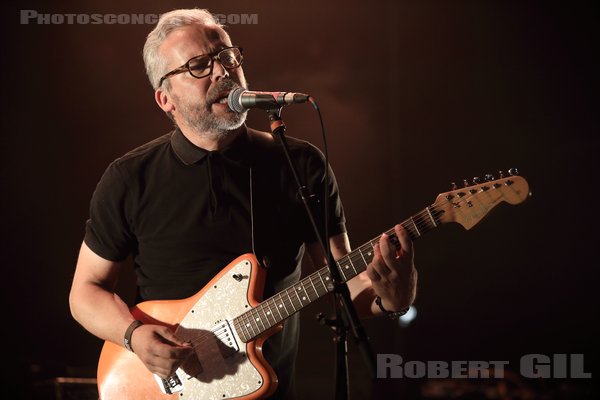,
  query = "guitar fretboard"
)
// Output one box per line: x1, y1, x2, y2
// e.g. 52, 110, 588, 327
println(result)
233, 205, 444, 342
